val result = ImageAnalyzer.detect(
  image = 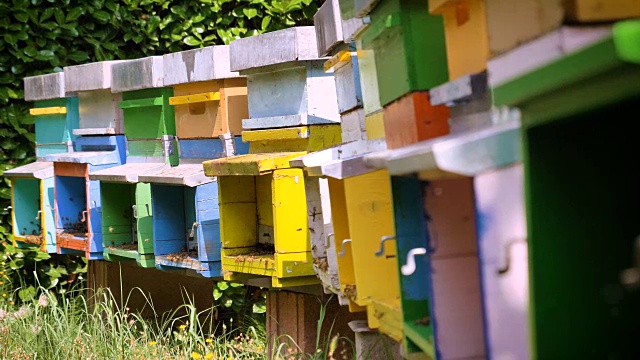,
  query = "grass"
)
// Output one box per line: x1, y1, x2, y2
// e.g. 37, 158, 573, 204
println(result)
0, 283, 356, 360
